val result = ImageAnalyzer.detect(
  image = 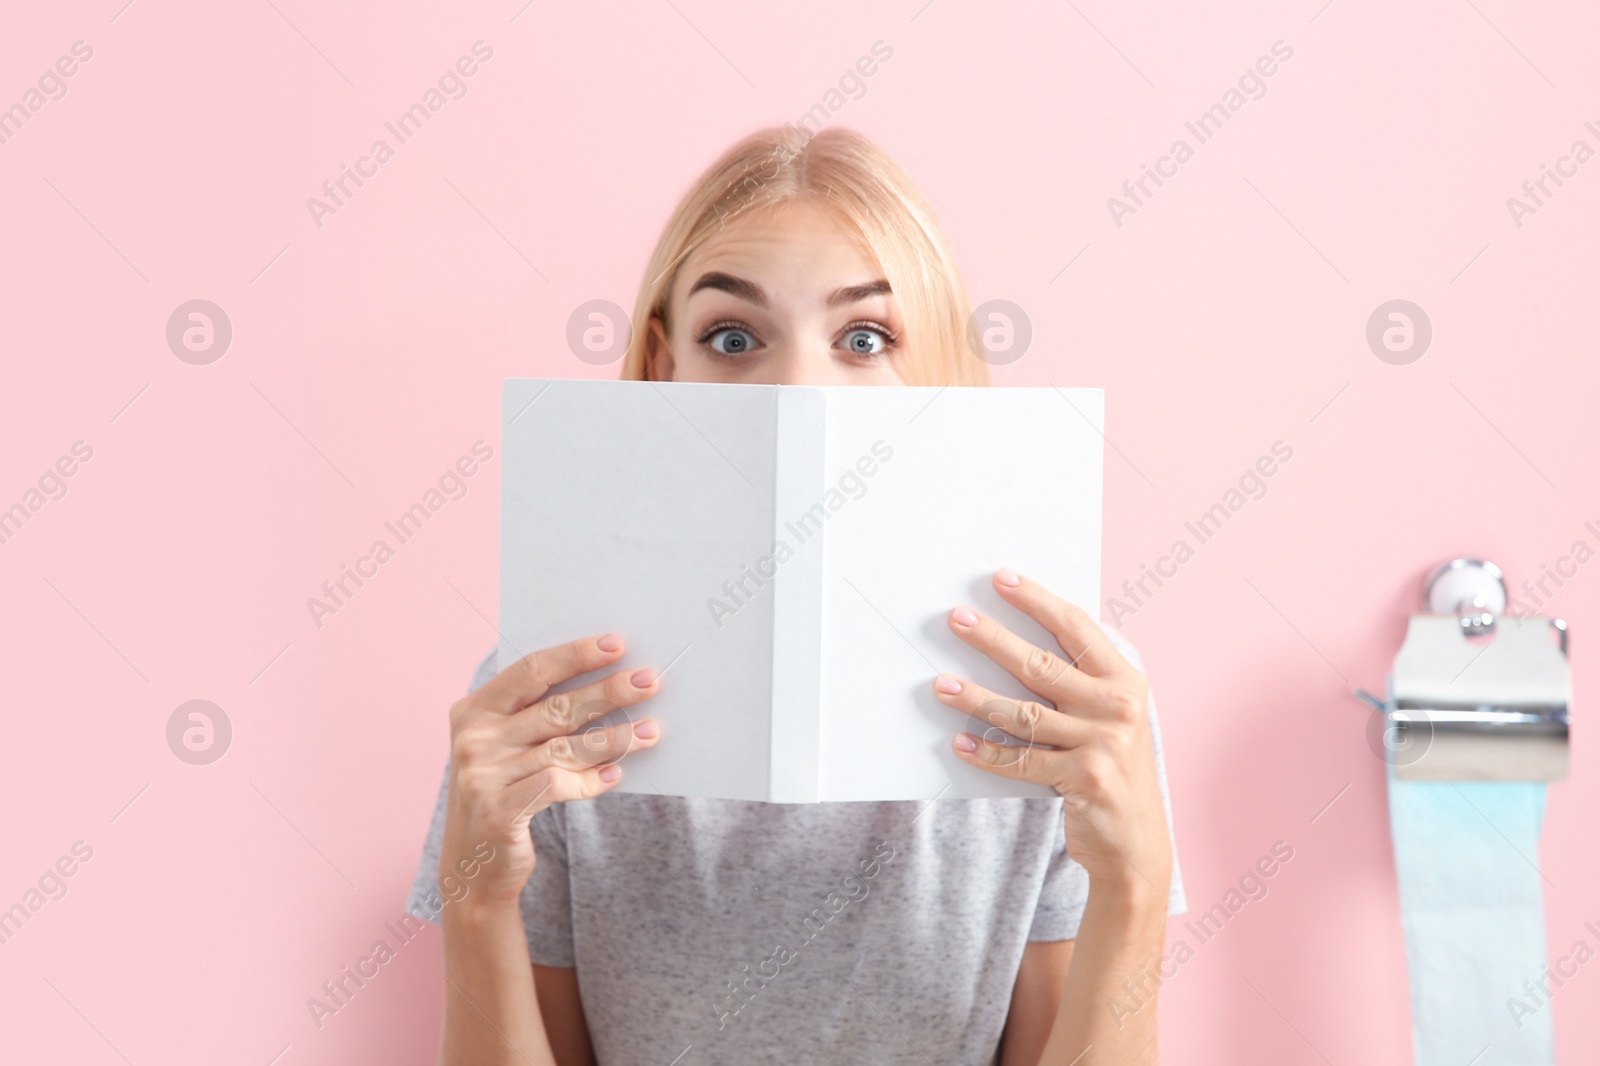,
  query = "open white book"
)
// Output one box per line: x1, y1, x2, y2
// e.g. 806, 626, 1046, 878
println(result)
499, 379, 1104, 802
